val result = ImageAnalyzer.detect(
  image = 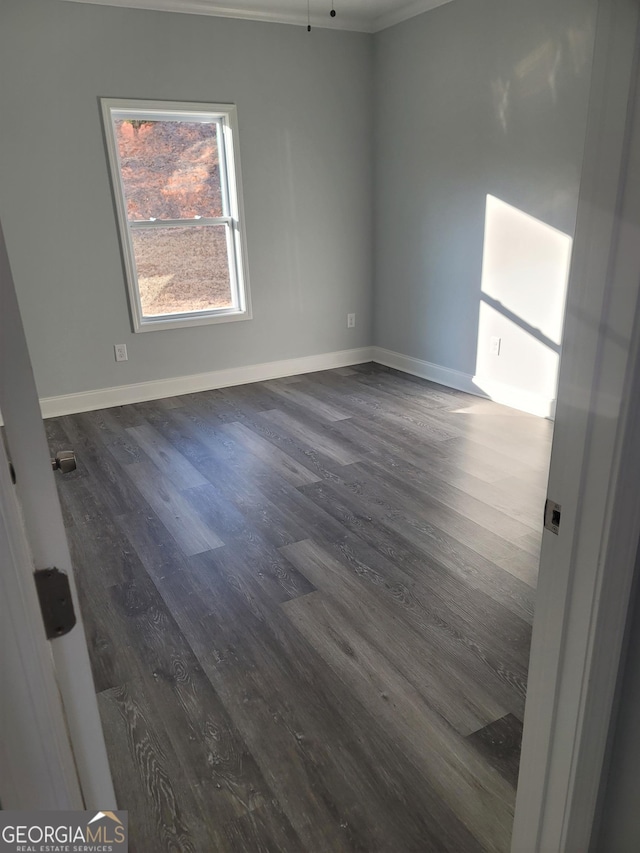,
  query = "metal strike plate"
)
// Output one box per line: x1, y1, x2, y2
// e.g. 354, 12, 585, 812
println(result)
34, 568, 77, 639
544, 499, 562, 535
